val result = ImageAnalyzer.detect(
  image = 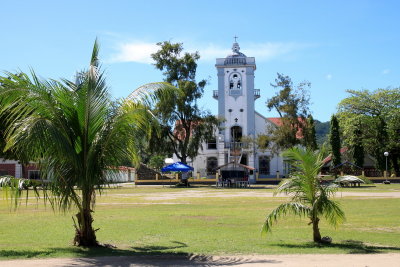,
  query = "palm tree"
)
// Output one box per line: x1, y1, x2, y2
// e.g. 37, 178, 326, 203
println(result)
0, 40, 165, 246
262, 147, 345, 243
